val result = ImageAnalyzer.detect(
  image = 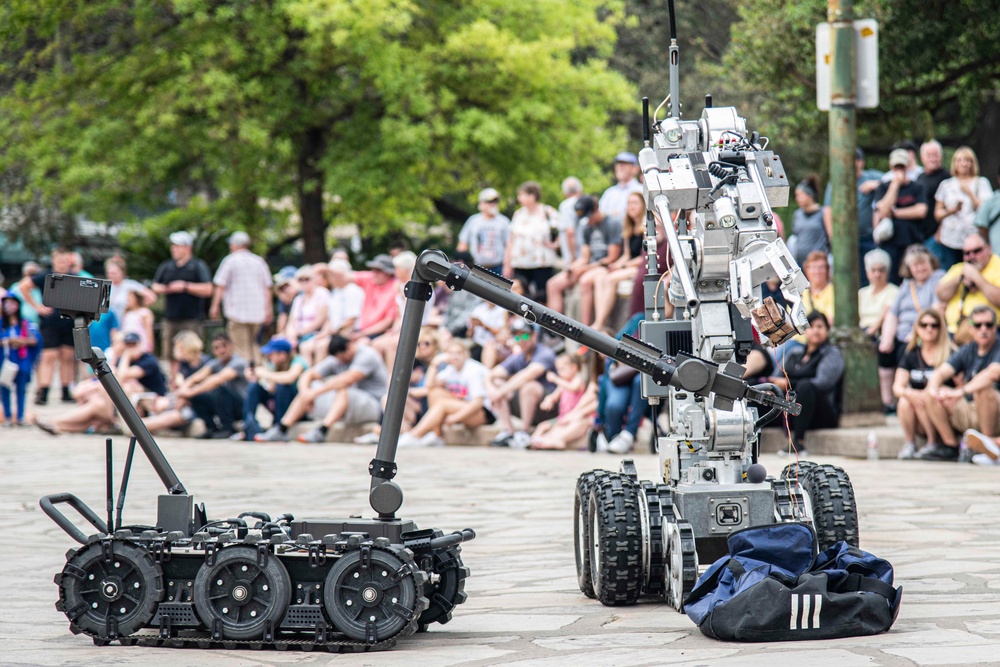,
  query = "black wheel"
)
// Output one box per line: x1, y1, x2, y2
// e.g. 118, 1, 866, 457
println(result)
192, 546, 292, 640
664, 521, 698, 612
574, 470, 609, 598
417, 542, 469, 627
56, 539, 163, 639
802, 463, 859, 550
325, 545, 424, 642
588, 472, 643, 606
